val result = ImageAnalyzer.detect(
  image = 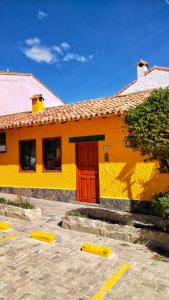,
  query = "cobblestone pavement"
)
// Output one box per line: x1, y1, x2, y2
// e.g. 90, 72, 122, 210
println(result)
0, 193, 169, 300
